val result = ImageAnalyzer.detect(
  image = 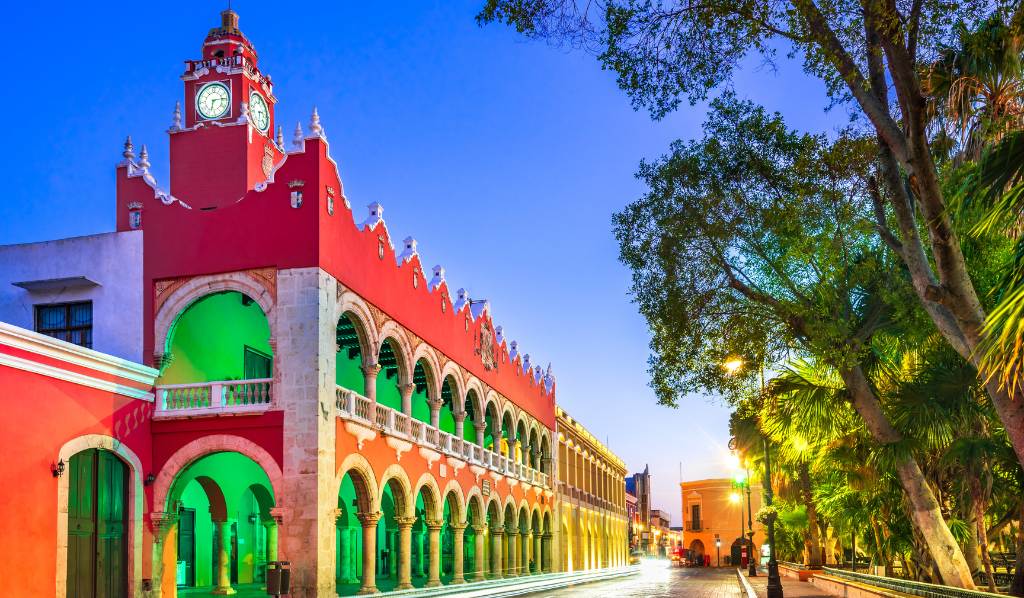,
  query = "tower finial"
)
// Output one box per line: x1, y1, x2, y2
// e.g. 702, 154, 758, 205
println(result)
309, 106, 324, 138
122, 136, 135, 161
292, 121, 304, 149
139, 145, 151, 170
276, 125, 284, 148
170, 101, 182, 131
